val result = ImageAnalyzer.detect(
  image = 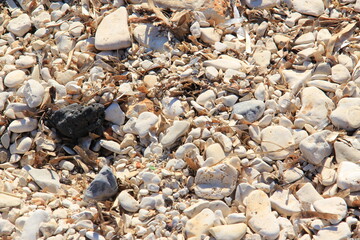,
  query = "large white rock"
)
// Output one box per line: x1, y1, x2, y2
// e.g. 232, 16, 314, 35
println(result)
330, 98, 360, 131
282, 69, 311, 94
270, 189, 301, 216
209, 223, 247, 240
292, 0, 324, 16
117, 191, 139, 212
24, 165, 61, 193
248, 213, 280, 240
296, 182, 323, 204
334, 141, 360, 164
133, 24, 168, 52
9, 136, 32, 154
299, 130, 333, 165
313, 222, 351, 240
200, 28, 221, 44
337, 161, 360, 192
6, 14, 32, 36
313, 197, 347, 224
95, 7, 131, 50
261, 126, 294, 160
331, 64, 351, 84
195, 164, 238, 199
184, 208, 215, 239
24, 80, 45, 108
297, 87, 334, 128
134, 112, 158, 137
